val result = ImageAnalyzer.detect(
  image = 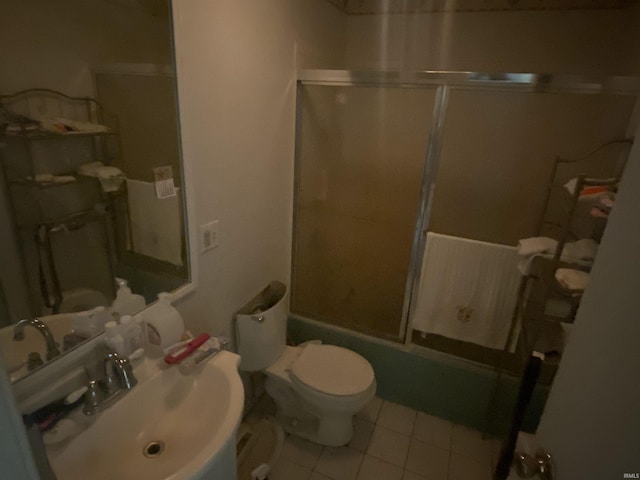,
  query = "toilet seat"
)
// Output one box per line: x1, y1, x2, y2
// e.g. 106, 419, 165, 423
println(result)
290, 344, 374, 397
263, 342, 376, 446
